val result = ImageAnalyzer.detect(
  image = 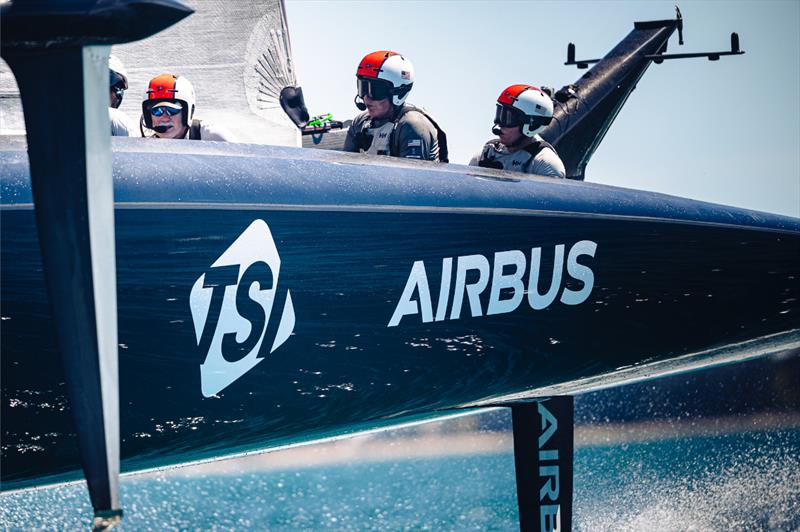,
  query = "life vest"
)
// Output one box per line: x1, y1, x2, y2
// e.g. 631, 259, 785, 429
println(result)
354, 104, 449, 162
478, 138, 556, 172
